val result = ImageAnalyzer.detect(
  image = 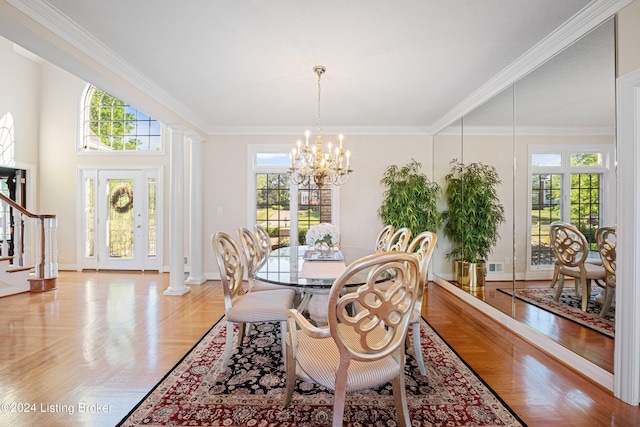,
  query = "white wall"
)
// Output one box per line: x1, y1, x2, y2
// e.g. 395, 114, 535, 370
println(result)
0, 37, 40, 170
37, 61, 171, 268
201, 133, 433, 276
